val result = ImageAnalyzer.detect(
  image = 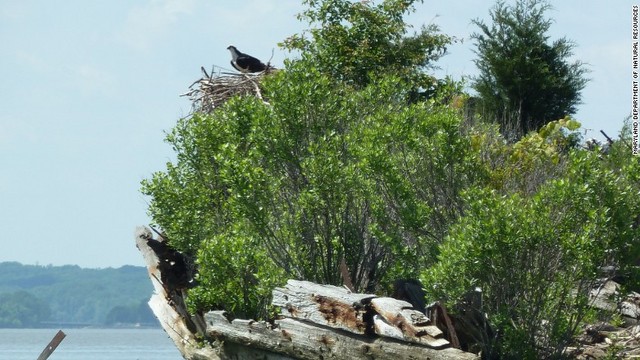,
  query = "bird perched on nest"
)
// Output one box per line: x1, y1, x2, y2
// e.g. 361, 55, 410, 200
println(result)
227, 45, 269, 73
